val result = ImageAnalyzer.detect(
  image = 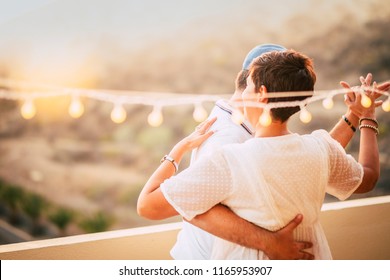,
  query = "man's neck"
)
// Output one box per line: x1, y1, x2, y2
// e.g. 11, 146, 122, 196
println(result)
229, 90, 244, 114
